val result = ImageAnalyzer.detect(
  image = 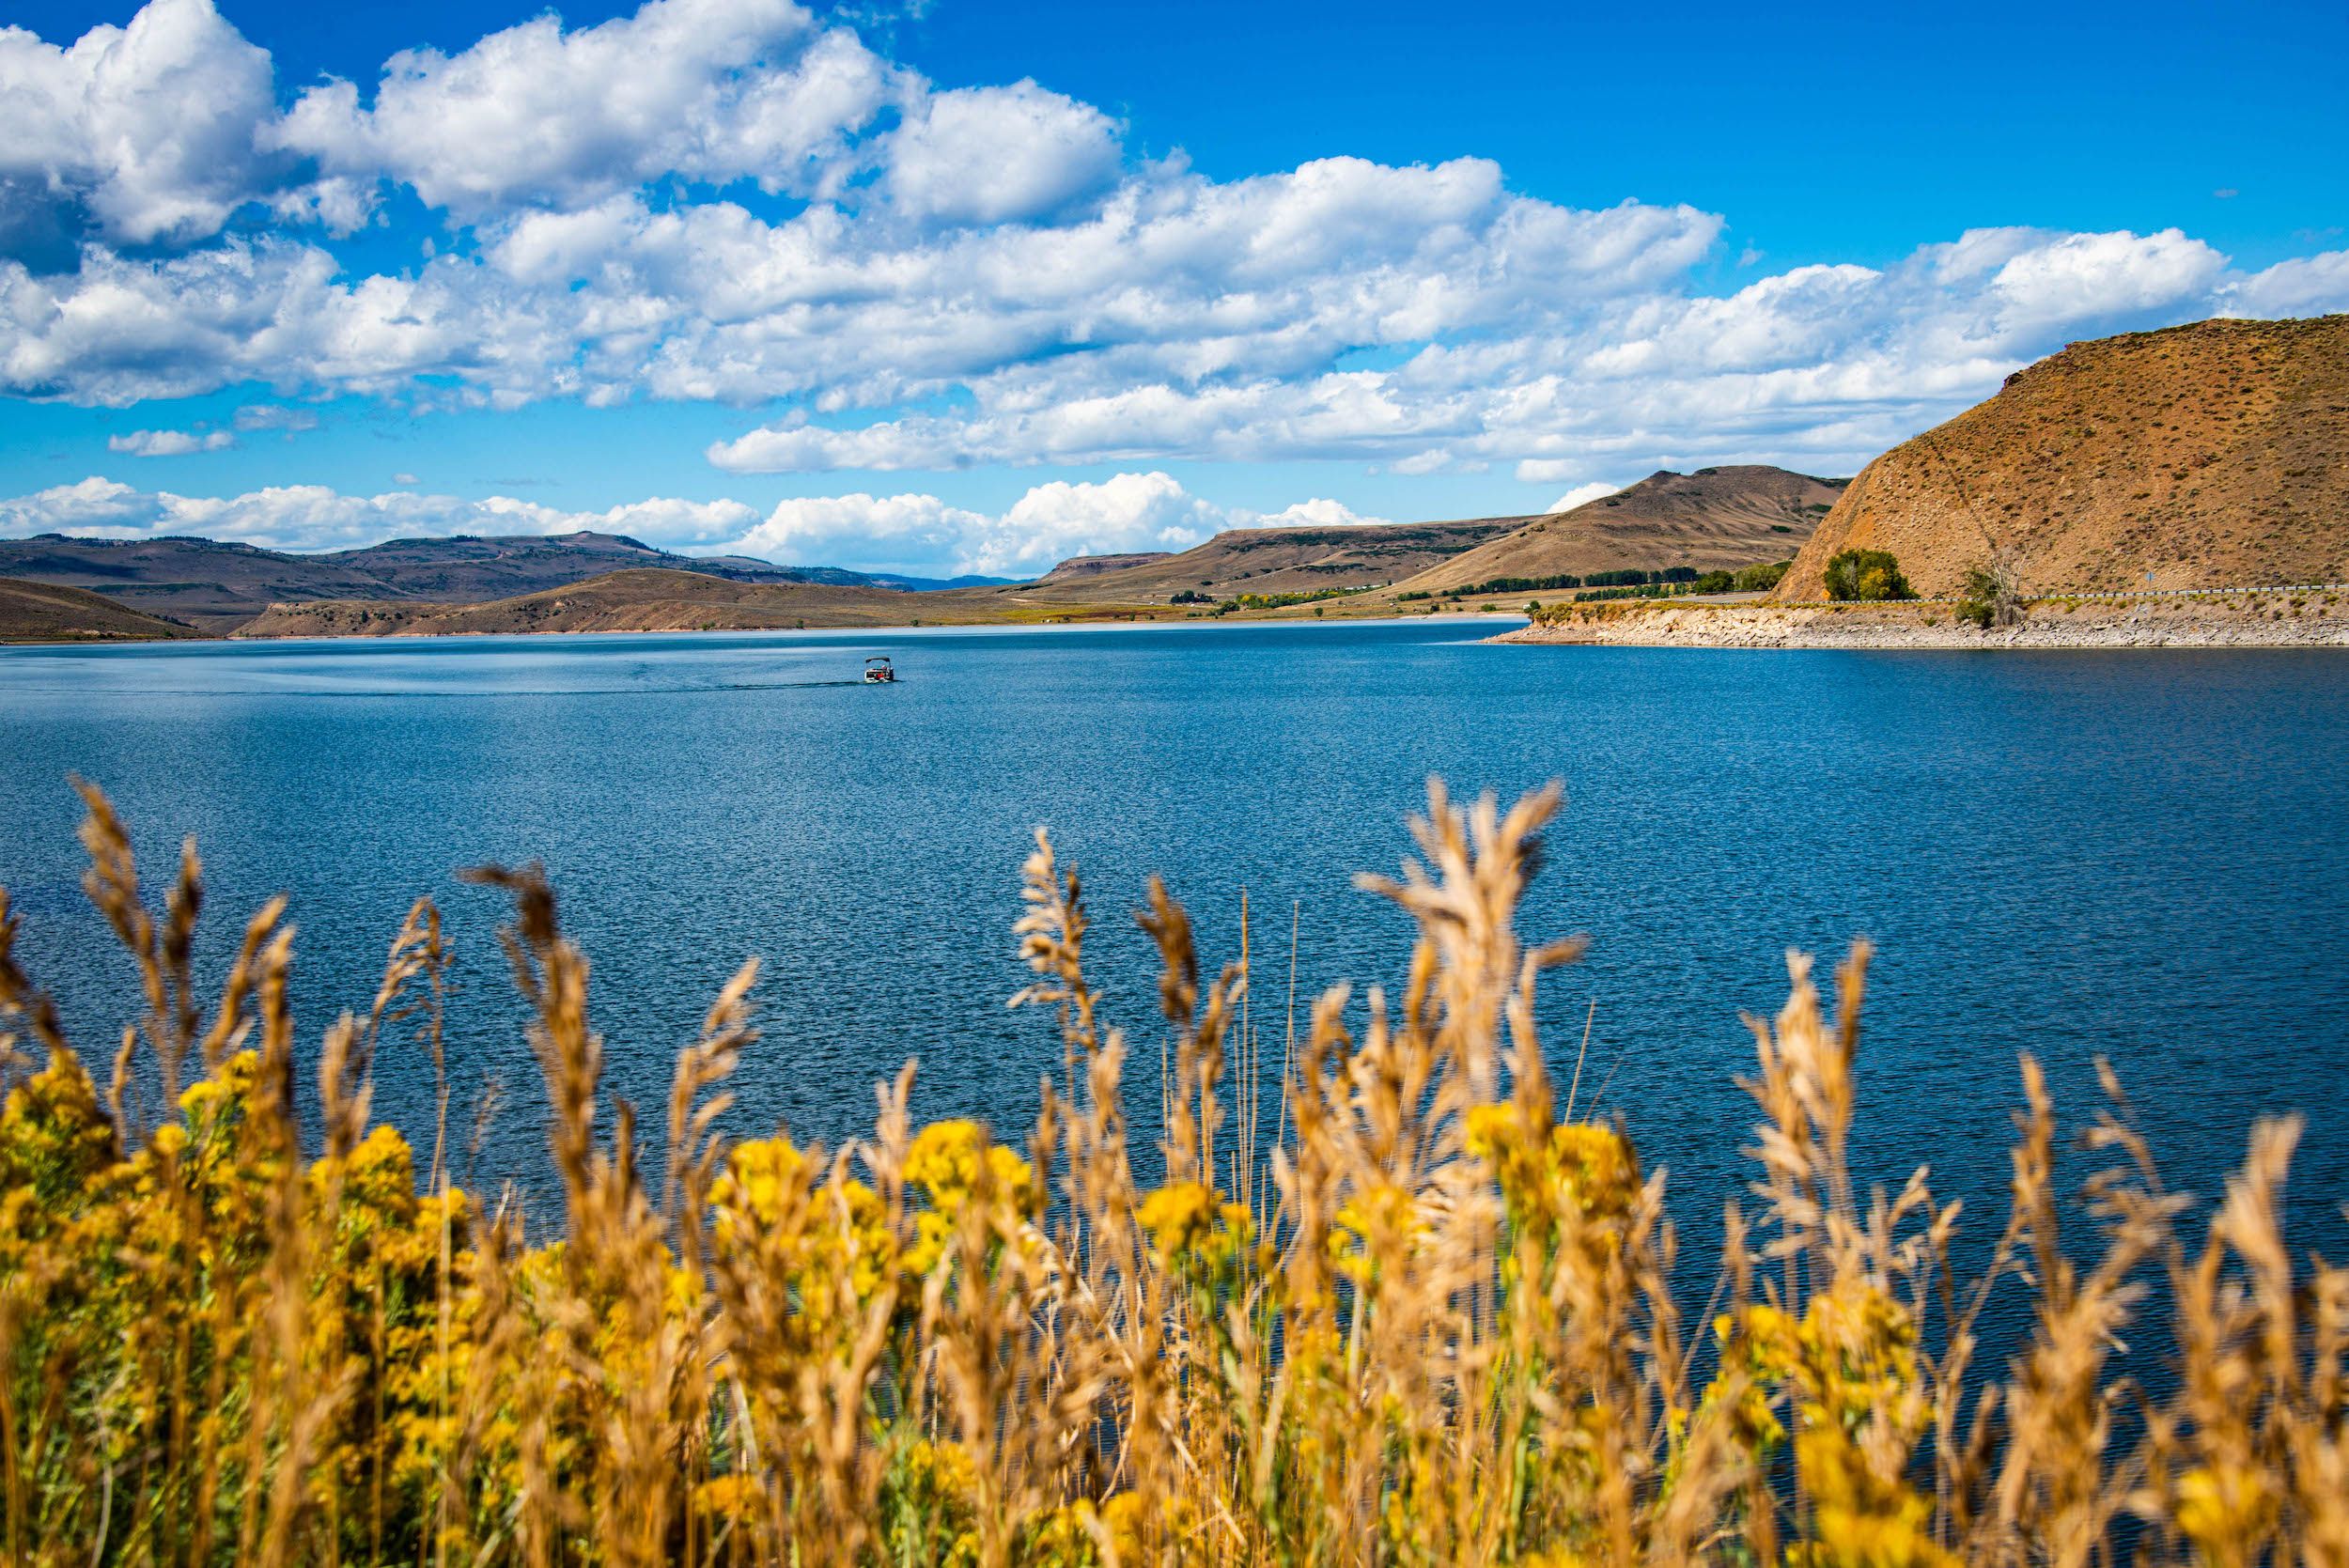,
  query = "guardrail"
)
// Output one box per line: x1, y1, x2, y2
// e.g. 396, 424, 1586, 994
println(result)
1756, 582, 2348, 609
